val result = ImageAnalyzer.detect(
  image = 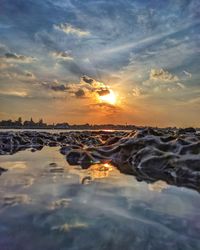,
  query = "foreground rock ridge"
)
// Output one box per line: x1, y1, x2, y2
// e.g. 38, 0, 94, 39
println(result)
0, 128, 200, 192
